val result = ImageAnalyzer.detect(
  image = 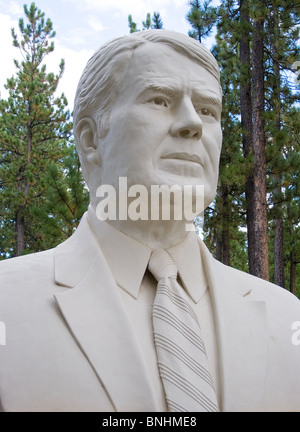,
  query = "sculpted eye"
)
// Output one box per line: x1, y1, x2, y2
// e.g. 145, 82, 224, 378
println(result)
148, 97, 169, 108
198, 108, 217, 118
199, 107, 216, 118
